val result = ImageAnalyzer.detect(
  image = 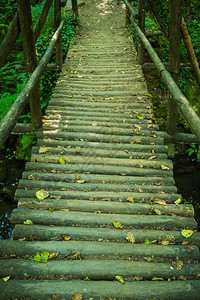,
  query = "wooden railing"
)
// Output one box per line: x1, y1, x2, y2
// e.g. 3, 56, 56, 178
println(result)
123, 0, 200, 144
0, 0, 78, 149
